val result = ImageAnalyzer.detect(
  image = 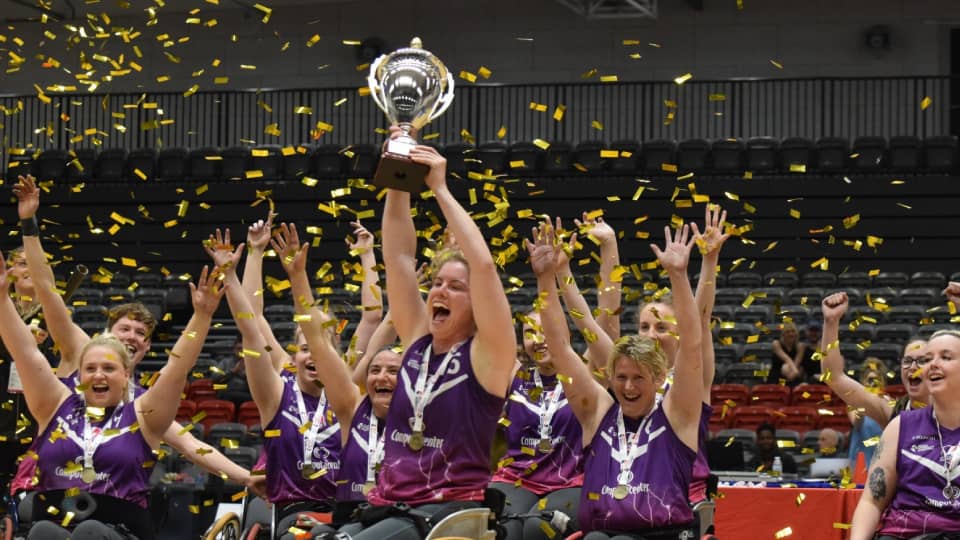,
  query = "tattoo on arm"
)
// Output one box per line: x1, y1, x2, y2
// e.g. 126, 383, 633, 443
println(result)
869, 467, 887, 500
870, 439, 884, 467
